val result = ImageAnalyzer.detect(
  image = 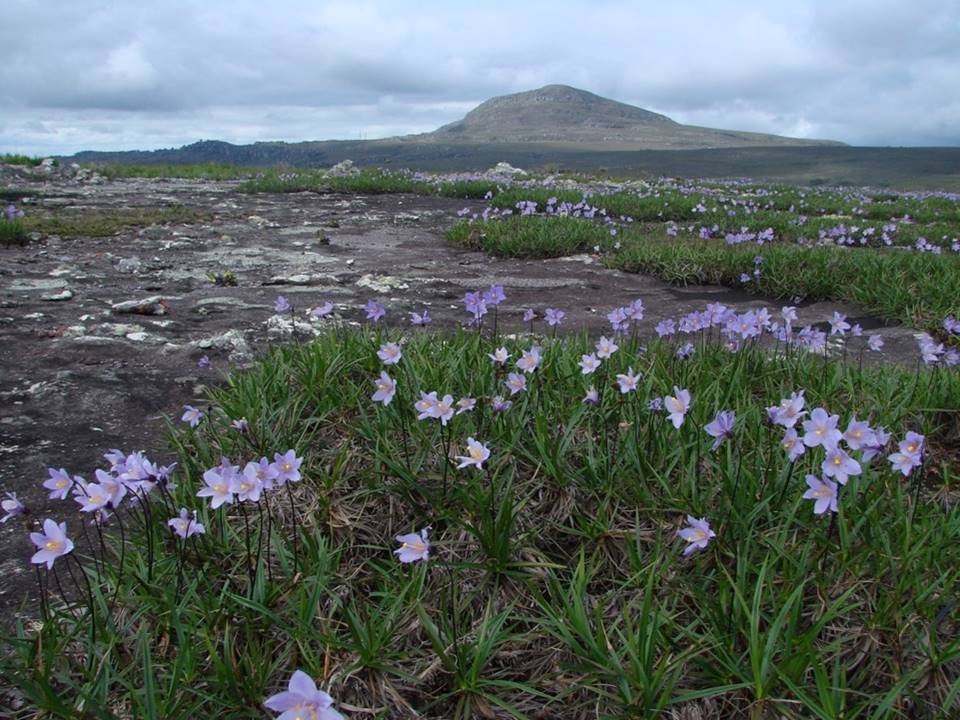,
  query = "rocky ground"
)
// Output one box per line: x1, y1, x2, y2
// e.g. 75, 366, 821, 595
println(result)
0, 166, 923, 612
